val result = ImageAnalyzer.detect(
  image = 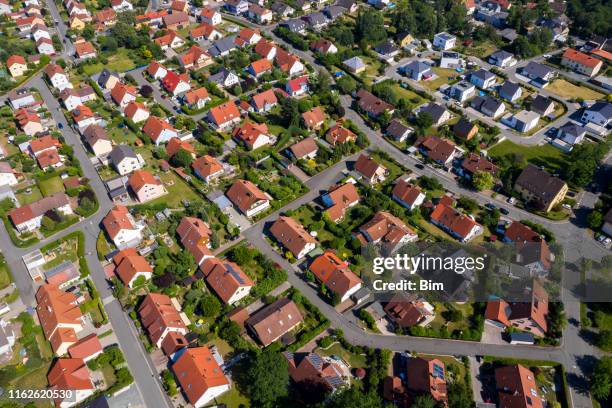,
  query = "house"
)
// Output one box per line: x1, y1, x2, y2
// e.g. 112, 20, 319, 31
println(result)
200, 7, 222, 25
281, 18, 306, 34
531, 95, 555, 117
143, 116, 179, 145
180, 45, 212, 70
109, 144, 145, 175
385, 119, 413, 143
176, 216, 213, 265
489, 50, 516, 68
448, 81, 475, 103
35, 284, 83, 356
286, 76, 309, 97
521, 62, 555, 87
514, 164, 567, 212
209, 68, 240, 89
440, 51, 463, 69
190, 23, 222, 41
471, 96, 506, 119
392, 179, 425, 211
138, 293, 188, 347
105, 177, 130, 204
406, 358, 448, 406
247, 58, 273, 78
301, 107, 326, 130
470, 69, 497, 89
6, 55, 28, 78
384, 293, 435, 328
374, 40, 400, 63
183, 87, 211, 110
356, 89, 394, 118
66, 334, 103, 362
60, 86, 96, 111
36, 37, 55, 55
602, 209, 612, 236
208, 37, 238, 57
172, 347, 230, 407
0, 0, 11, 15
94, 8, 117, 29
247, 4, 272, 24
335, 0, 358, 13
302, 12, 329, 30
226, 179, 271, 217
102, 205, 144, 249
0, 162, 18, 187
163, 11, 189, 30
284, 352, 347, 393
322, 182, 360, 222
430, 201, 483, 242
499, 81, 522, 102
146, 61, 168, 80
128, 170, 166, 202
326, 123, 357, 145
433, 32, 456, 50
98, 69, 121, 91
494, 365, 544, 408
200, 257, 254, 304
74, 39, 97, 59
232, 122, 272, 150
192, 155, 225, 184
561, 48, 603, 77
44, 63, 71, 91
271, 2, 294, 17
310, 38, 337, 55
288, 137, 318, 160
556, 122, 586, 146
113, 248, 153, 288
460, 153, 499, 179
29, 134, 60, 157
581, 102, 612, 127
275, 50, 305, 76
170, 0, 189, 12
270, 216, 317, 259
453, 117, 478, 140
245, 297, 304, 346
155, 30, 185, 50
7, 88, 36, 109
503, 221, 553, 274
356, 211, 418, 250
124, 101, 150, 123
111, 0, 132, 12
224, 0, 249, 15
111, 82, 137, 108
83, 125, 112, 157
207, 102, 241, 130
254, 38, 277, 61
15, 108, 43, 136
421, 103, 453, 126
234, 27, 262, 47
9, 193, 72, 233
323, 5, 345, 20
47, 358, 94, 407
354, 154, 387, 184
72, 105, 98, 130
503, 110, 541, 133
343, 56, 366, 74
161, 71, 191, 96
310, 250, 362, 302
